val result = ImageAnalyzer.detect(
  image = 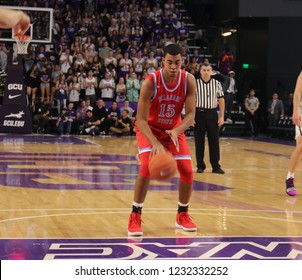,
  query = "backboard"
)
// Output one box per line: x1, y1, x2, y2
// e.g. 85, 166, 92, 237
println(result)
0, 6, 53, 44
